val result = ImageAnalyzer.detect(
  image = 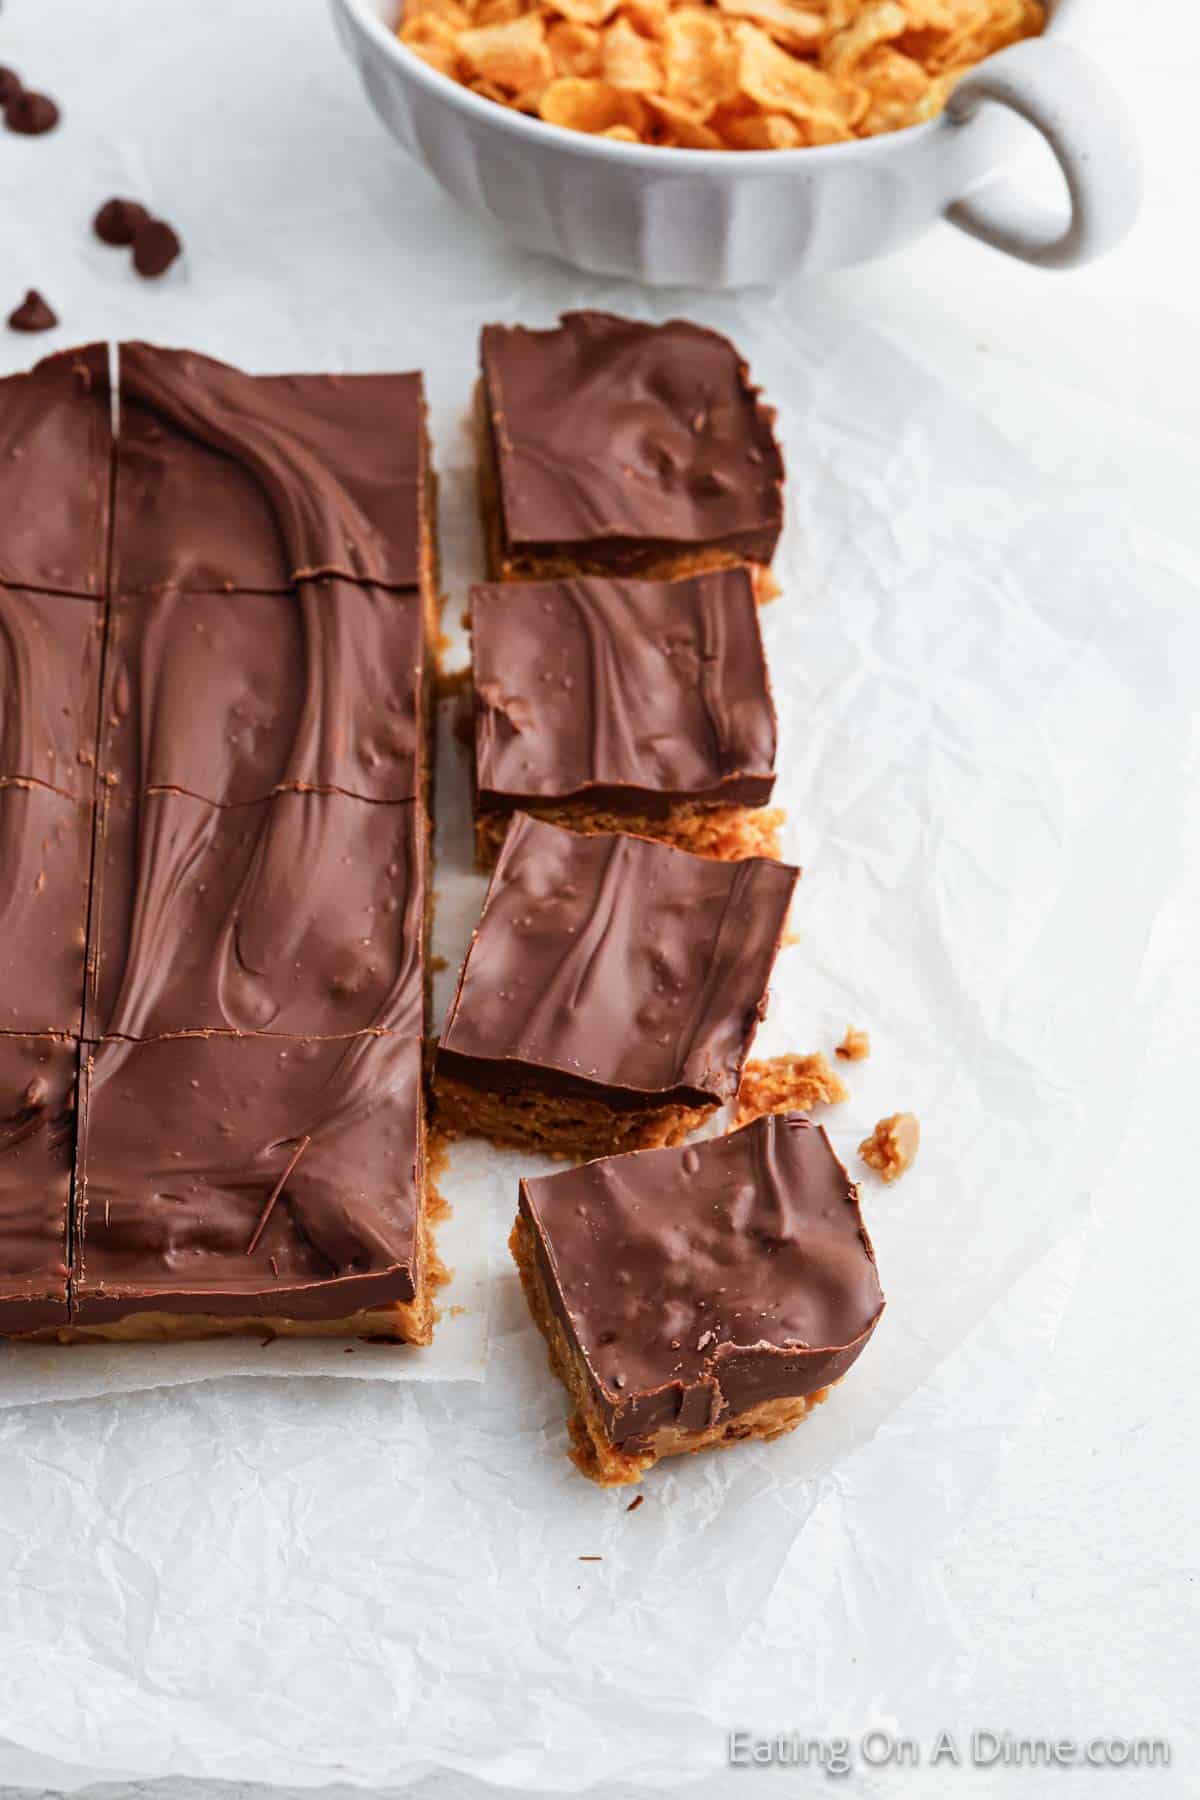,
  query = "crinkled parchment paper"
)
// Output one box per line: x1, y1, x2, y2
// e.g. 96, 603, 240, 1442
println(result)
0, 0, 1195, 1790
